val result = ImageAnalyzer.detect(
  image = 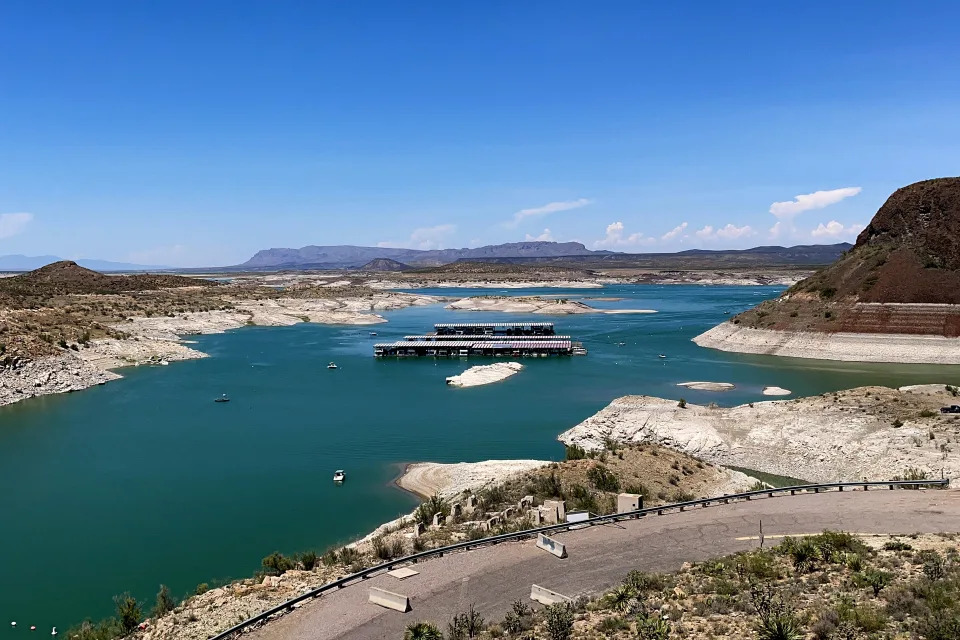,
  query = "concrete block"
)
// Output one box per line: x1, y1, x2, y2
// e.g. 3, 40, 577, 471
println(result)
502, 506, 515, 519
528, 508, 543, 525
445, 515, 455, 526
451, 503, 462, 517
432, 512, 444, 528
369, 587, 410, 612
520, 495, 535, 508
536, 533, 568, 558
485, 515, 501, 530
464, 495, 478, 512
530, 584, 572, 605
413, 522, 425, 537
540, 505, 558, 525
544, 499, 566, 521
617, 493, 643, 513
